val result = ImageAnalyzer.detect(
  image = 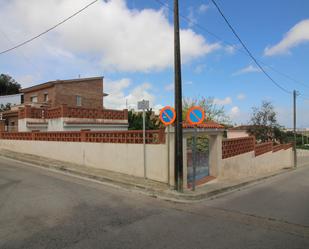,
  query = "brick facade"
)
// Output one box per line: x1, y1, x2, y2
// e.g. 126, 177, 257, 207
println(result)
53, 79, 103, 109
23, 85, 55, 107
22, 77, 104, 109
